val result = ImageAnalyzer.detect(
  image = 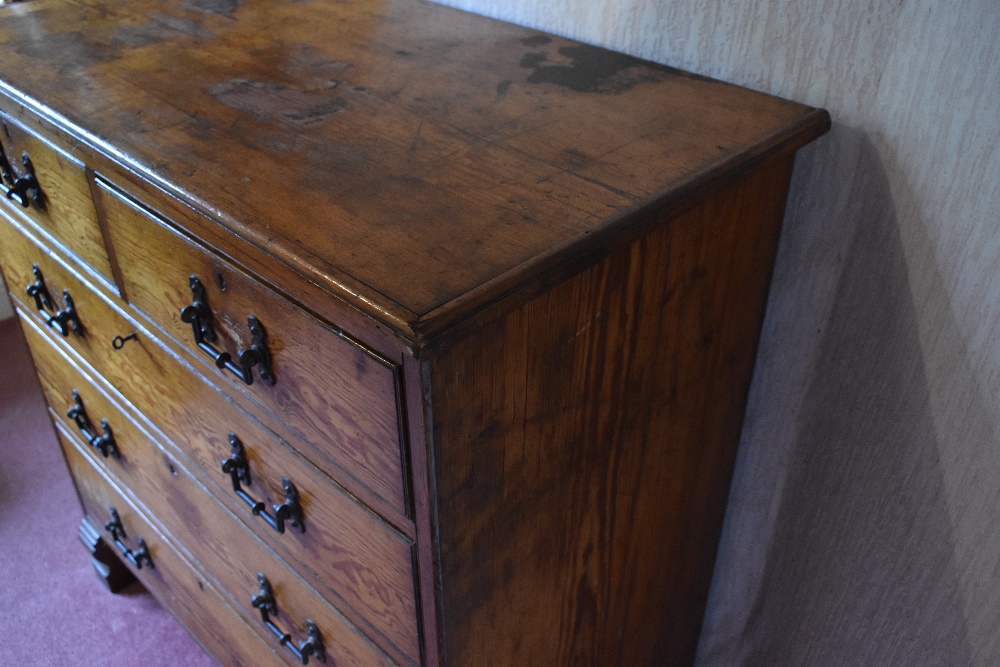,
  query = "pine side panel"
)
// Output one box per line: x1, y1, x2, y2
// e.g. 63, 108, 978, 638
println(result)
424, 151, 796, 666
